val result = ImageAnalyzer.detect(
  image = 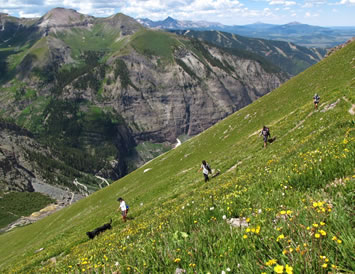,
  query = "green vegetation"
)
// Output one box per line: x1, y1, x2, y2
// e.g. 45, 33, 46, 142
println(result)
0, 39, 353, 274
135, 141, 171, 162
113, 59, 136, 89
0, 192, 54, 229
131, 30, 181, 62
